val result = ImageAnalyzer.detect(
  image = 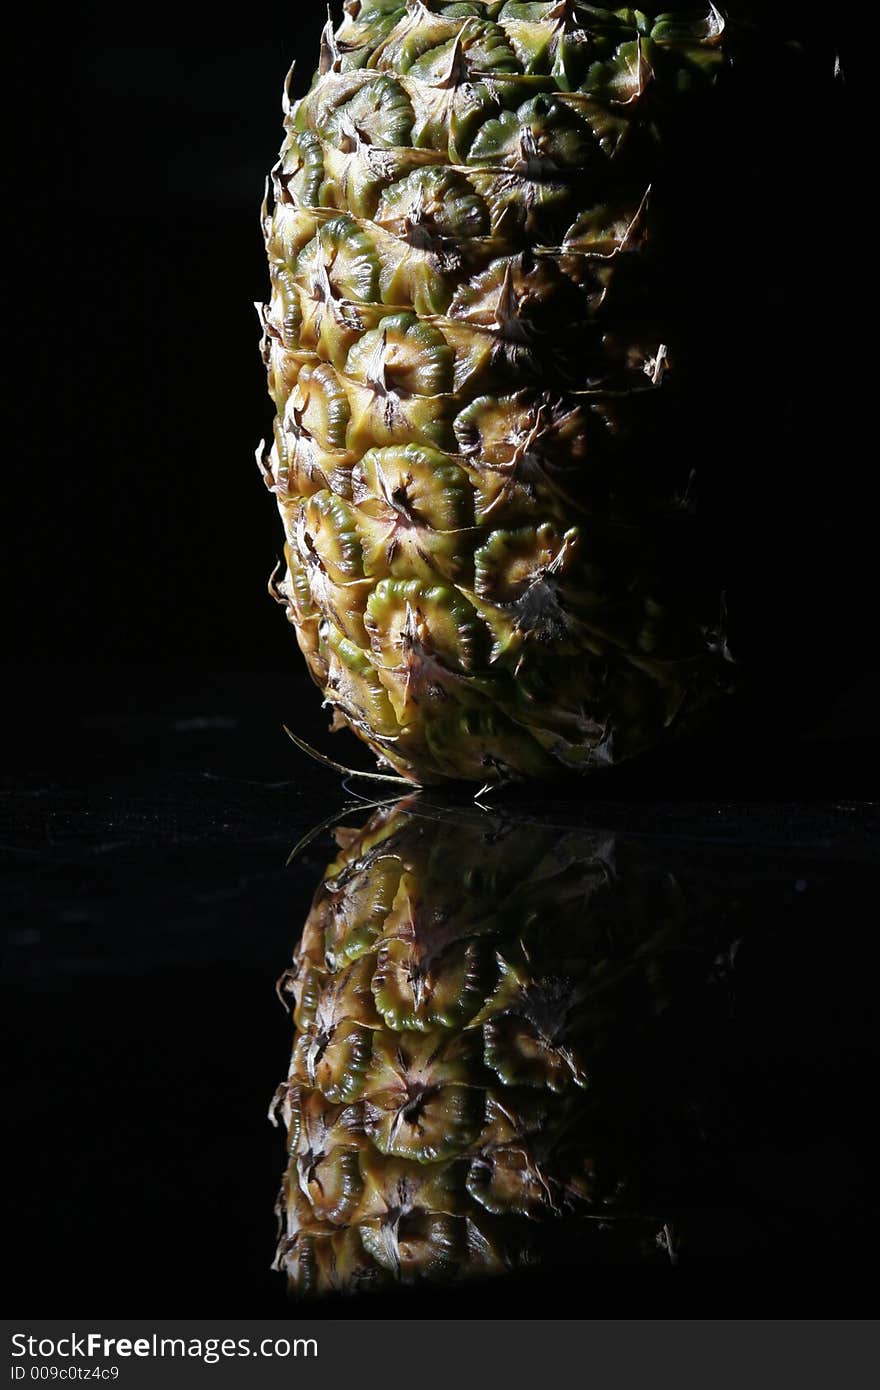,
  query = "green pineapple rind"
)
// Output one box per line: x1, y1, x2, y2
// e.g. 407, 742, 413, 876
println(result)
260, 2, 733, 784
